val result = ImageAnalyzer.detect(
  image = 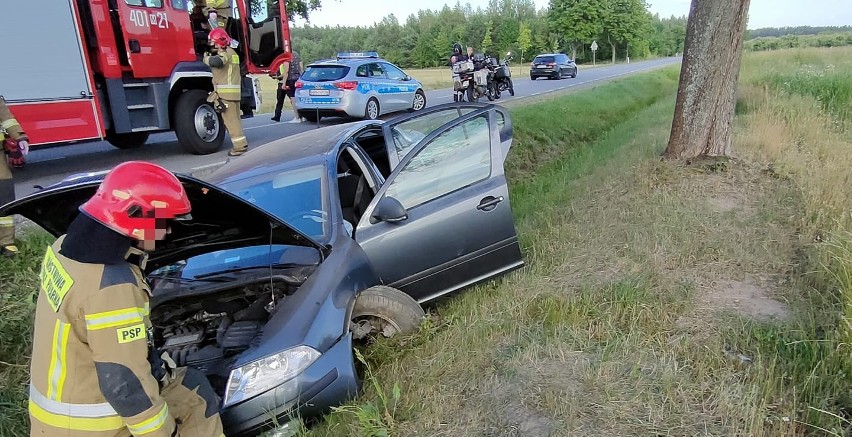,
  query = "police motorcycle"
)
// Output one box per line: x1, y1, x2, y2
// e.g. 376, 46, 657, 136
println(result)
453, 53, 493, 103
491, 51, 515, 97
